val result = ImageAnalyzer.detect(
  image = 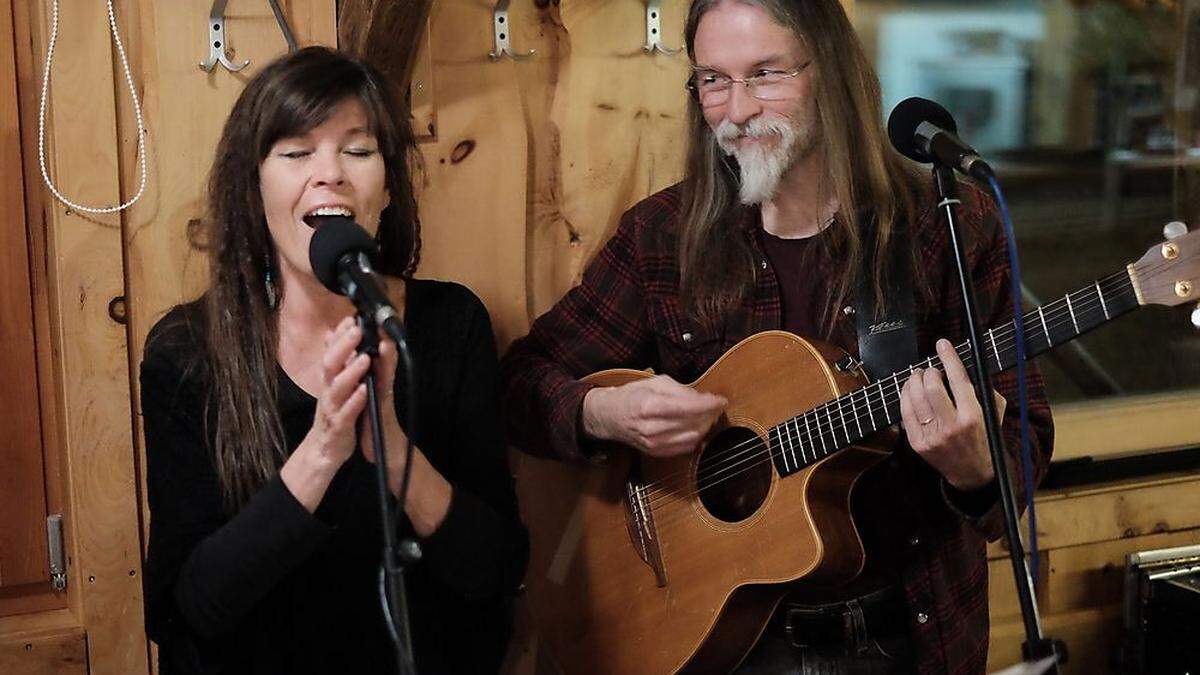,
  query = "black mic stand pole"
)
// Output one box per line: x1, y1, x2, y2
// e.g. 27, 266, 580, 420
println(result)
931, 163, 1063, 672
355, 308, 419, 675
